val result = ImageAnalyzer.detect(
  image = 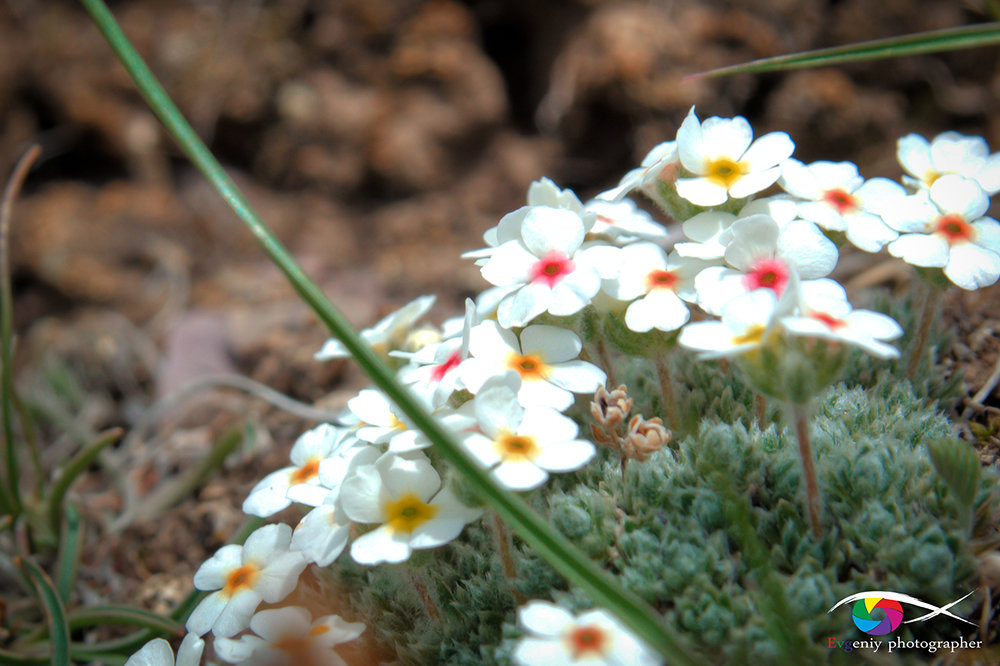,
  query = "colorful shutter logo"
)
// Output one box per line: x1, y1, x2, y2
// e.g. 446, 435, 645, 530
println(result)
851, 597, 903, 635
